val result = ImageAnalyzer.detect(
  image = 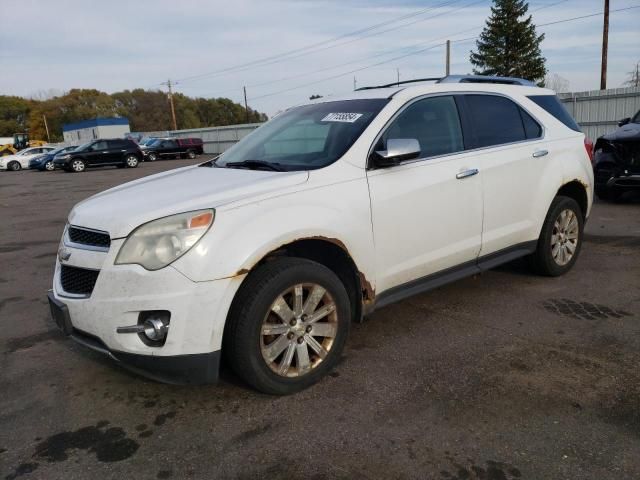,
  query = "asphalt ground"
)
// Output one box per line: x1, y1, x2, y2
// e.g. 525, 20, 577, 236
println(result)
1, 158, 639, 480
